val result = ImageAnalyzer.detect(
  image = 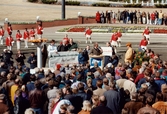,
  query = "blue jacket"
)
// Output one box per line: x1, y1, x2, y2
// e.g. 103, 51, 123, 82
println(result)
27, 55, 37, 69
